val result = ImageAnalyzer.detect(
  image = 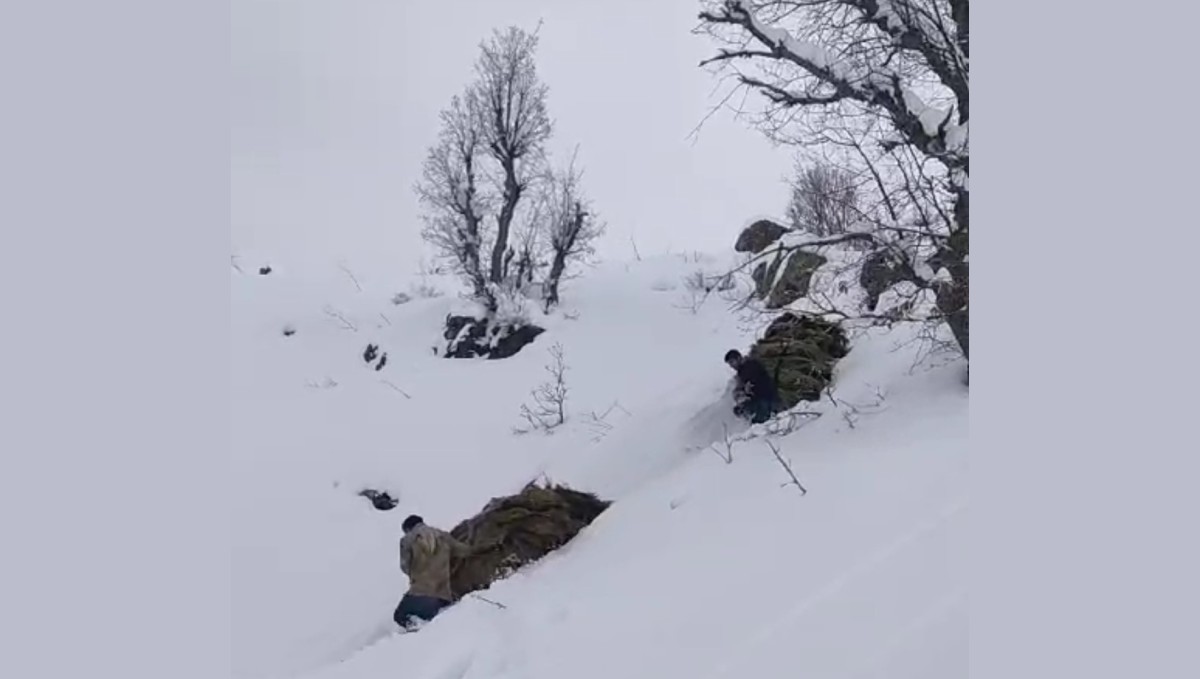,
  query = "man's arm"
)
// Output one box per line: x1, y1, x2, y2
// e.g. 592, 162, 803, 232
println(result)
399, 540, 411, 575
440, 530, 473, 558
